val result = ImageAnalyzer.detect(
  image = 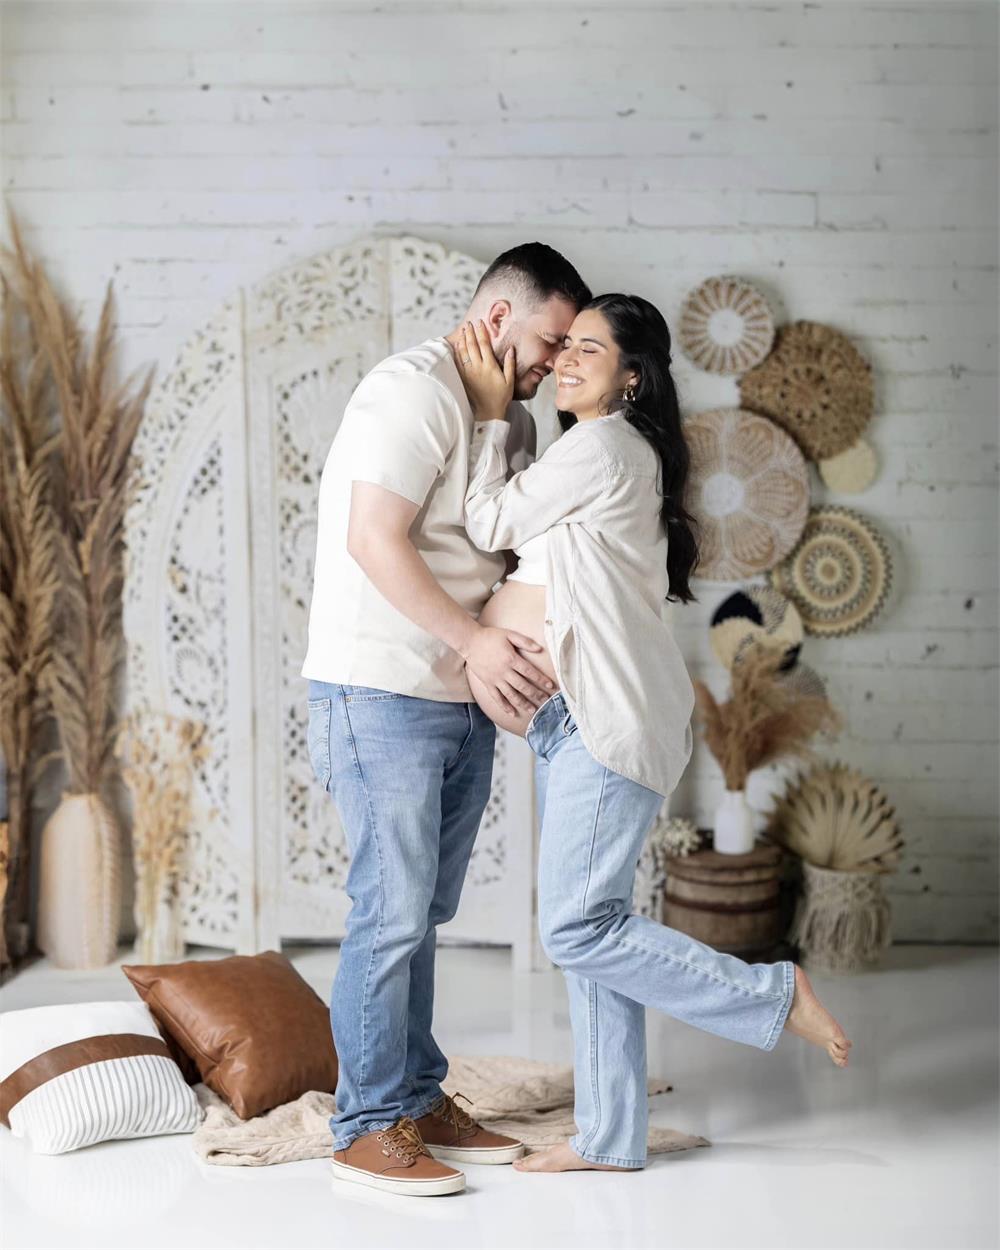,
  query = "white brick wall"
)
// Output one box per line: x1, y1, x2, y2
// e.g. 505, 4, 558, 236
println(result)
2, 0, 996, 943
